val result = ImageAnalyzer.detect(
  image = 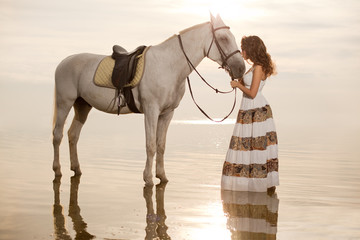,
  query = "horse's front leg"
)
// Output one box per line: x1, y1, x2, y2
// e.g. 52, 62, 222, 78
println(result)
143, 108, 160, 186
155, 110, 174, 182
